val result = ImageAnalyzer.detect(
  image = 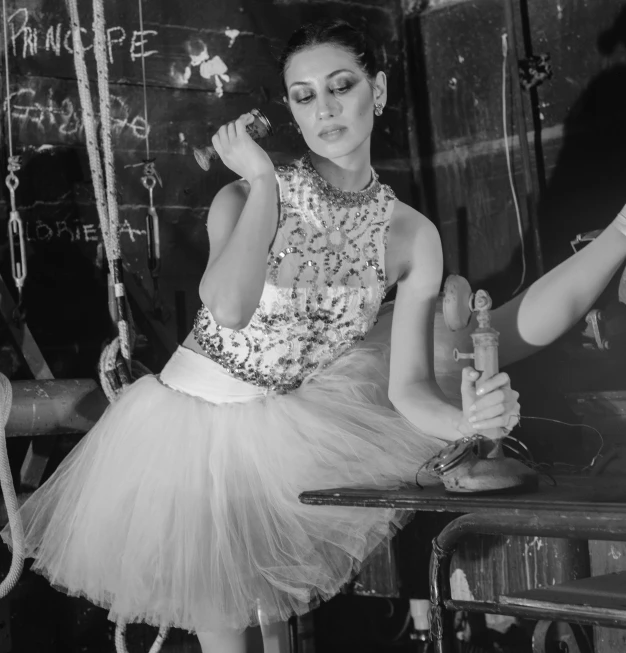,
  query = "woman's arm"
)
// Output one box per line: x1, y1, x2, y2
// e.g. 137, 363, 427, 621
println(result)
388, 208, 519, 441
200, 177, 278, 329
198, 114, 278, 330
494, 211, 626, 368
